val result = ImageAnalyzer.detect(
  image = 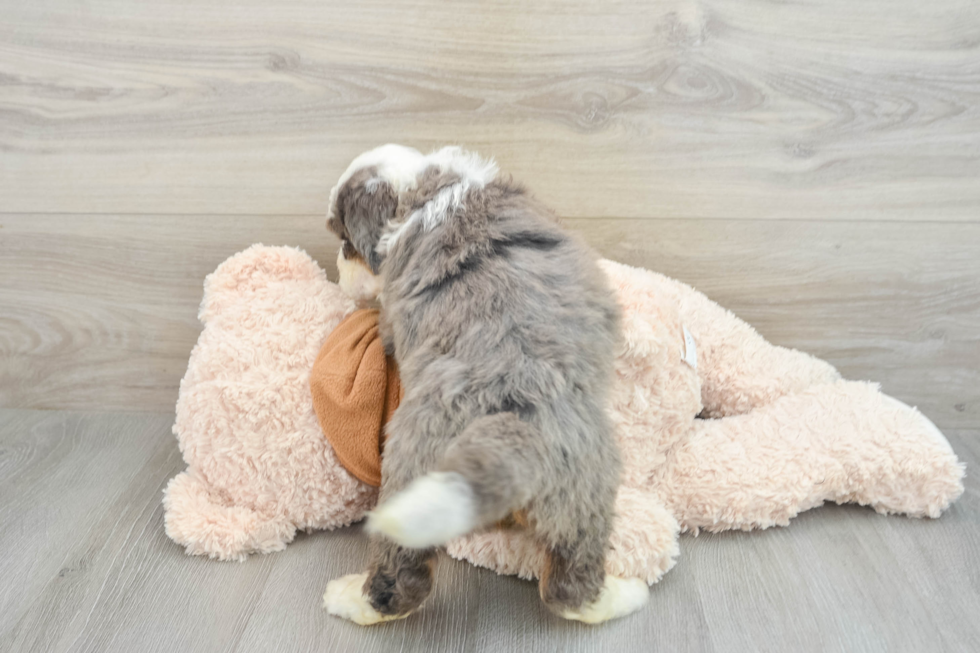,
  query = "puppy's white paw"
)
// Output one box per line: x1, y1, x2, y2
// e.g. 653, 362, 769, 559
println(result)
559, 575, 649, 625
323, 573, 409, 626
365, 472, 476, 548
